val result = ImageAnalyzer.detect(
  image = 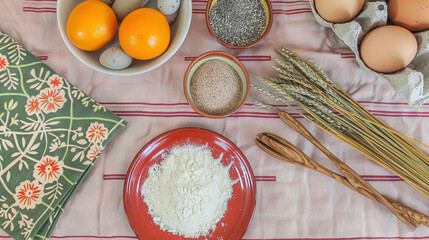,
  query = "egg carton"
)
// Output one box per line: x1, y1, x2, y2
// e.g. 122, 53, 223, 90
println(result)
308, 0, 429, 107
